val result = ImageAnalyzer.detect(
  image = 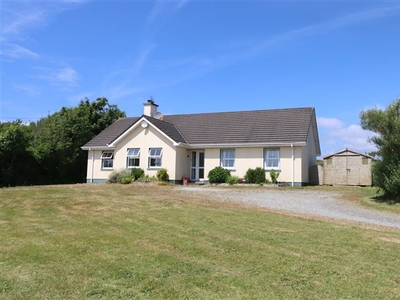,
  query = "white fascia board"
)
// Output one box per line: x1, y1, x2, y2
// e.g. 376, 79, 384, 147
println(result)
107, 118, 143, 147
183, 142, 307, 149
81, 146, 115, 151
108, 117, 179, 147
